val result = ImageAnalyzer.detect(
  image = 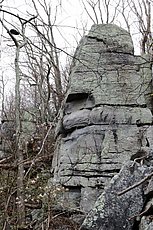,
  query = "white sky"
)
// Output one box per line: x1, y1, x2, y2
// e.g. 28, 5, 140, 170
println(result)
0, 0, 91, 95
0, 0, 144, 55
